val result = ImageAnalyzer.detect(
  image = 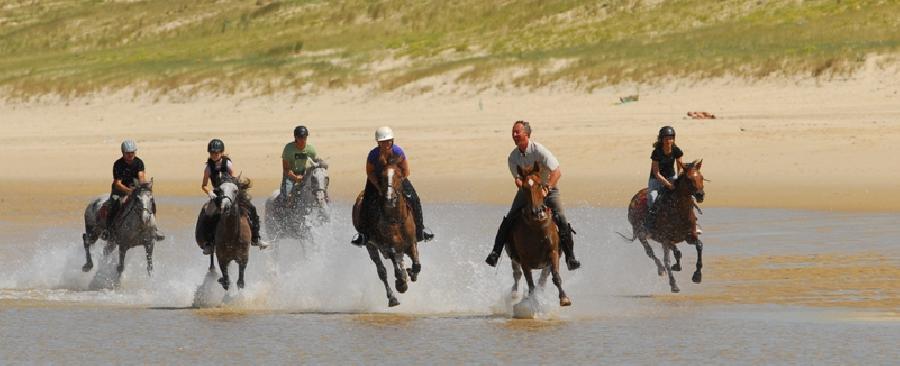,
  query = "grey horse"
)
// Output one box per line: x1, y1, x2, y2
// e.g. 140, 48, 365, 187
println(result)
82, 179, 161, 276
265, 159, 330, 242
